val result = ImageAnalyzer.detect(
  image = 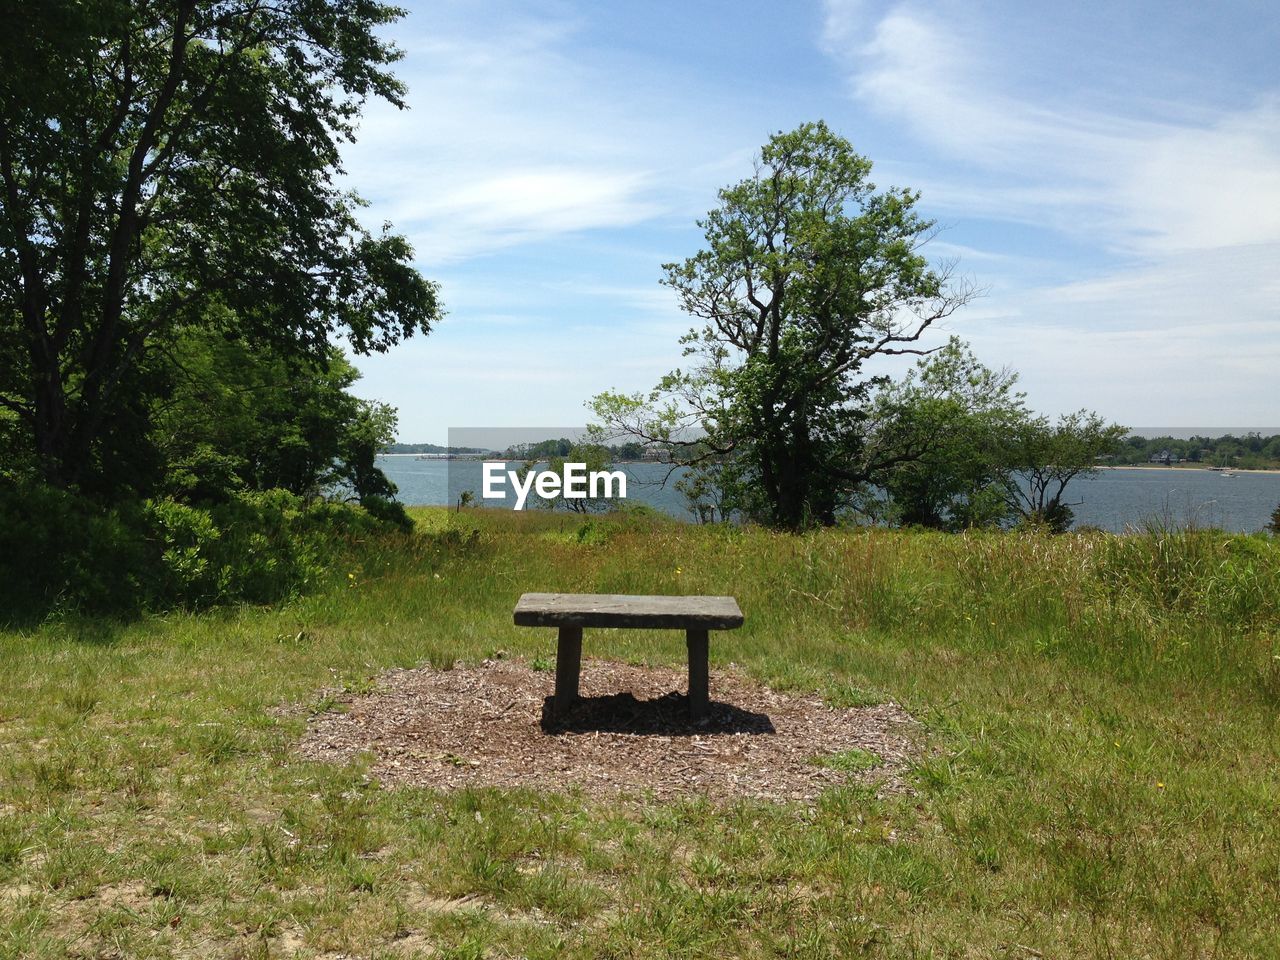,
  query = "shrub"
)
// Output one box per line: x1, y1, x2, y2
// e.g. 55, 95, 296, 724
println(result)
359, 494, 414, 533
146, 498, 224, 603
0, 481, 410, 623
0, 481, 147, 617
